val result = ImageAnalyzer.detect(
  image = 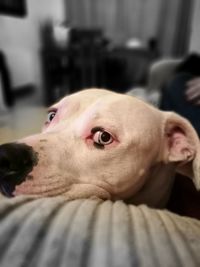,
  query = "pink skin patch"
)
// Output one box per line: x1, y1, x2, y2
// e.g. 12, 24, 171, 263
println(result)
43, 108, 58, 129
73, 103, 119, 149
167, 126, 194, 162
74, 120, 119, 149
43, 99, 80, 131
